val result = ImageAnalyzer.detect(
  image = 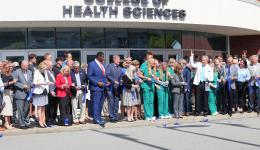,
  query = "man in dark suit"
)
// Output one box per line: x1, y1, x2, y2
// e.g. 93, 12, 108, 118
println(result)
87, 52, 108, 127
70, 61, 88, 124
106, 55, 122, 122
44, 60, 58, 126
53, 57, 64, 77
182, 57, 192, 116
12, 60, 33, 129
